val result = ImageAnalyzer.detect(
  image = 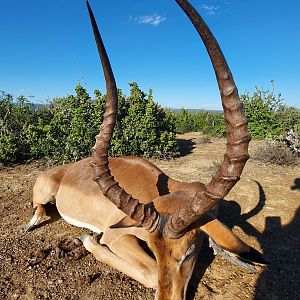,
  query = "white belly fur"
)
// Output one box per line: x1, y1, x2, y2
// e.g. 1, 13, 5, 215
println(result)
59, 211, 103, 234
